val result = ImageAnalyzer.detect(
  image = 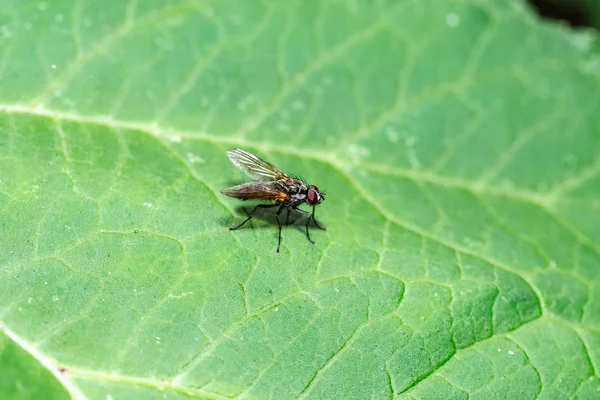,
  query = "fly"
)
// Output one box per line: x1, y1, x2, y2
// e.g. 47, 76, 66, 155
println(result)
221, 148, 326, 253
